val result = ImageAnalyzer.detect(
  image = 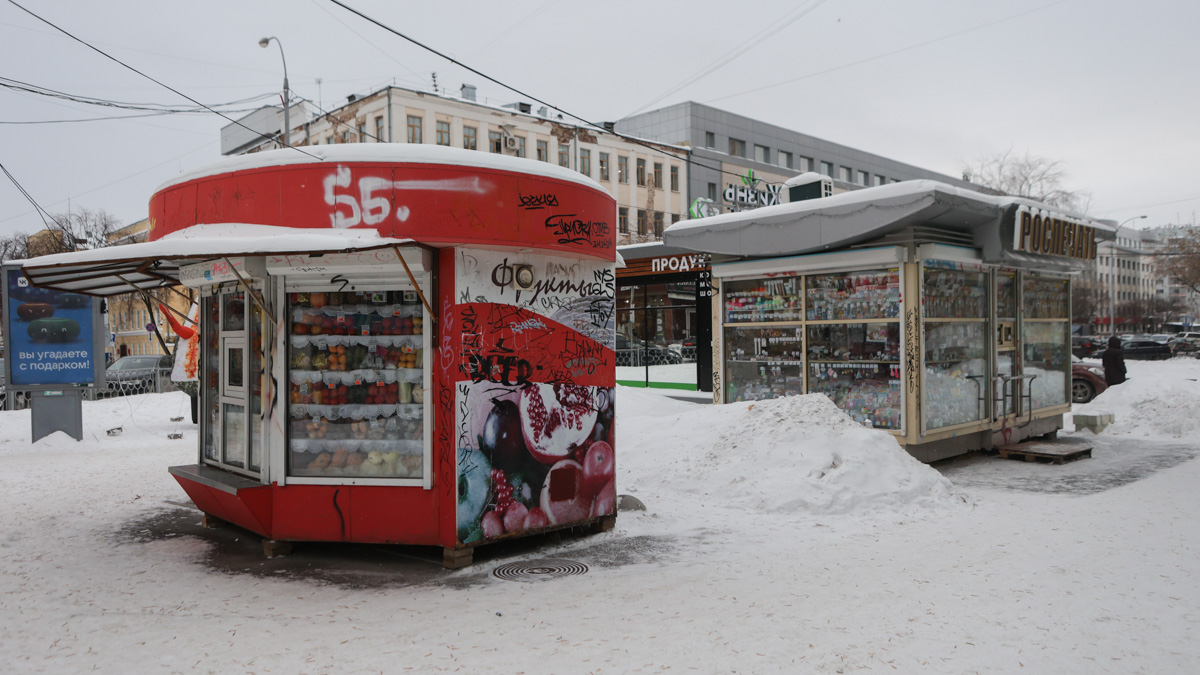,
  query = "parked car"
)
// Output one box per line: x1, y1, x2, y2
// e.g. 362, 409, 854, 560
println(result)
1119, 339, 1172, 361
1071, 336, 1105, 359
1071, 355, 1108, 404
105, 354, 172, 396
616, 334, 681, 367
1148, 334, 1173, 344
